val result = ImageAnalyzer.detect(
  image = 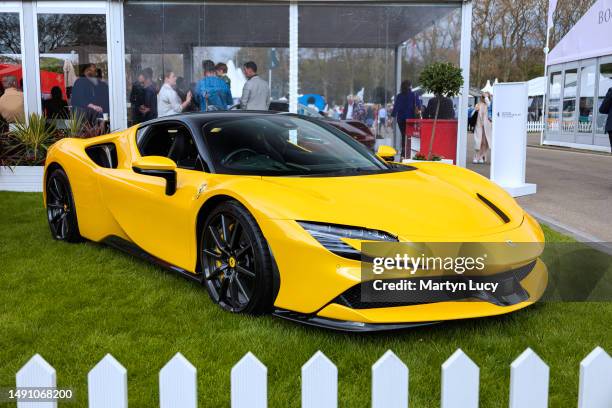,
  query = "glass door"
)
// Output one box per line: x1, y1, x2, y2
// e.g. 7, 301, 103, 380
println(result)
560, 65, 578, 142
545, 69, 562, 141
576, 60, 597, 145
34, 2, 110, 133
0, 2, 26, 128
